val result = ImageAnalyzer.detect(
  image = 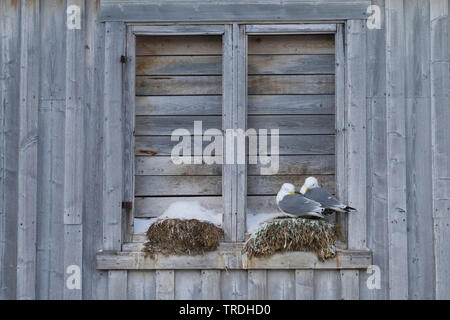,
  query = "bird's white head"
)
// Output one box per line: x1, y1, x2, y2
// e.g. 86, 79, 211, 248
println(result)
300, 176, 320, 194
277, 183, 296, 203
